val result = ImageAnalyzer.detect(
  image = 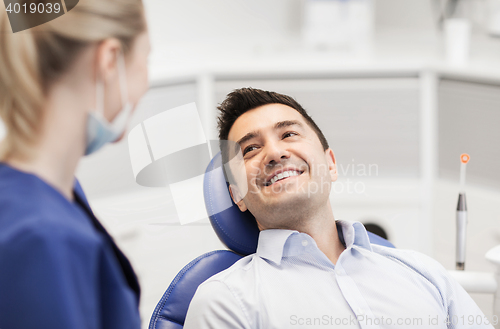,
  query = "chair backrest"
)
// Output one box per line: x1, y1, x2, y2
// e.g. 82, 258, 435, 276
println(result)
149, 152, 394, 329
